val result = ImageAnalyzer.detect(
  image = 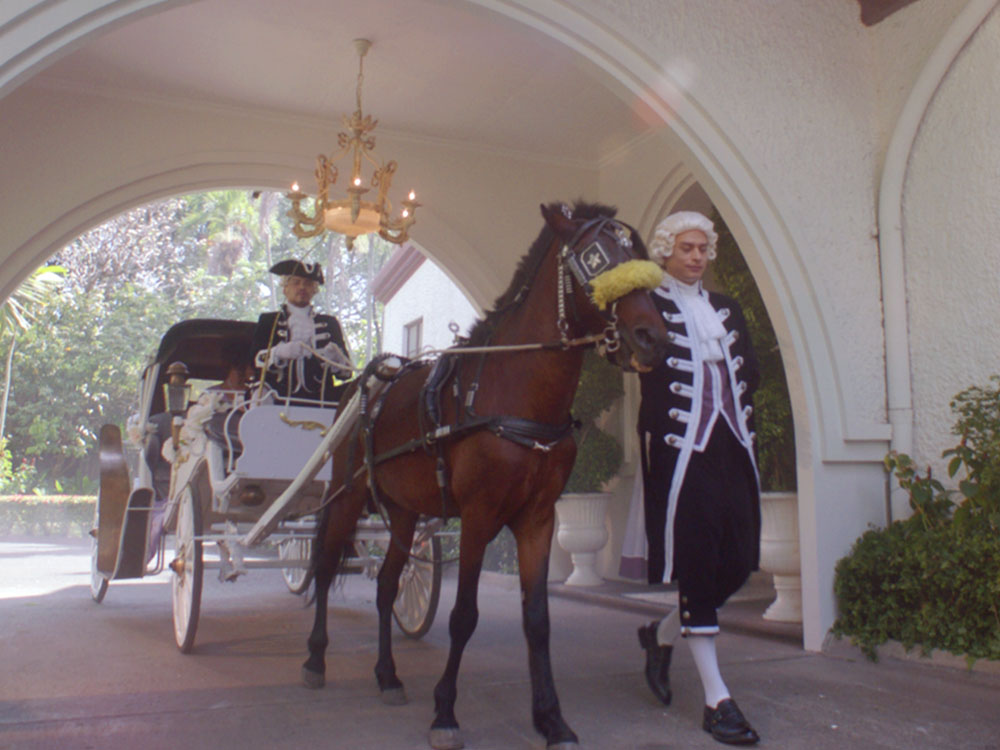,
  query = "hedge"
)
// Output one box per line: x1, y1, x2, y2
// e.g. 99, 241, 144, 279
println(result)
0, 495, 96, 537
